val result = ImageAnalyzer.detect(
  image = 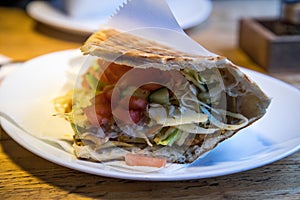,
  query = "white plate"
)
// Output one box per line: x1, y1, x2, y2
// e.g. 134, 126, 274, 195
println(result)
26, 0, 212, 34
0, 50, 299, 181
